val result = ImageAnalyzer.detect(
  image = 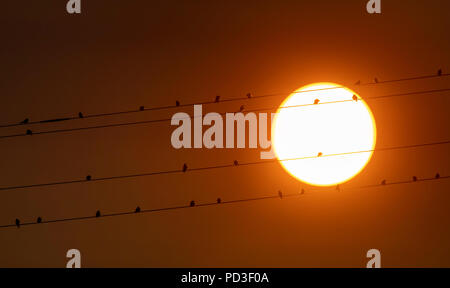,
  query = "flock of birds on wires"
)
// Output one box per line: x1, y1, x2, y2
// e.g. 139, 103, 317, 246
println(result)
1, 68, 449, 229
